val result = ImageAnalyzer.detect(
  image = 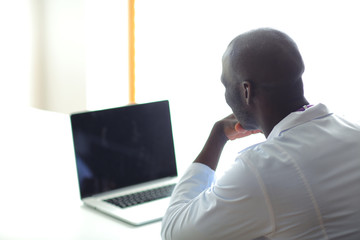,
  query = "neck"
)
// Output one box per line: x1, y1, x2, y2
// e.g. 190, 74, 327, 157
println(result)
258, 97, 309, 138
